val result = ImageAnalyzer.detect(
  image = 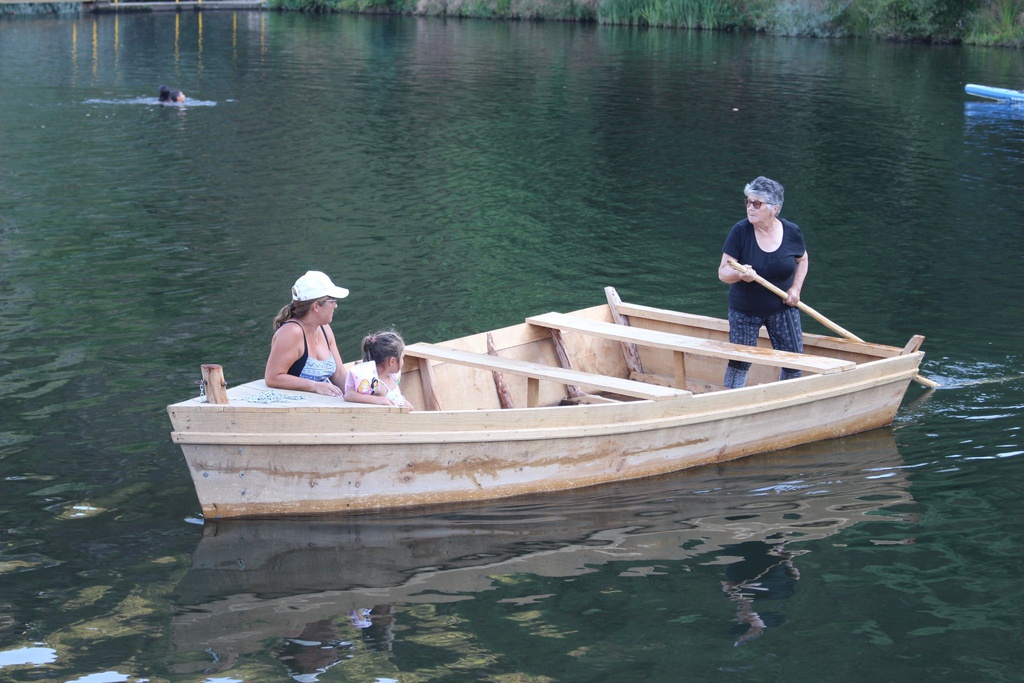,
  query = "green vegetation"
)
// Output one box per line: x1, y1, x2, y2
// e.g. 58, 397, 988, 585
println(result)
964, 0, 1024, 45
265, 0, 1023, 46
0, 2, 81, 14
597, 0, 740, 29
